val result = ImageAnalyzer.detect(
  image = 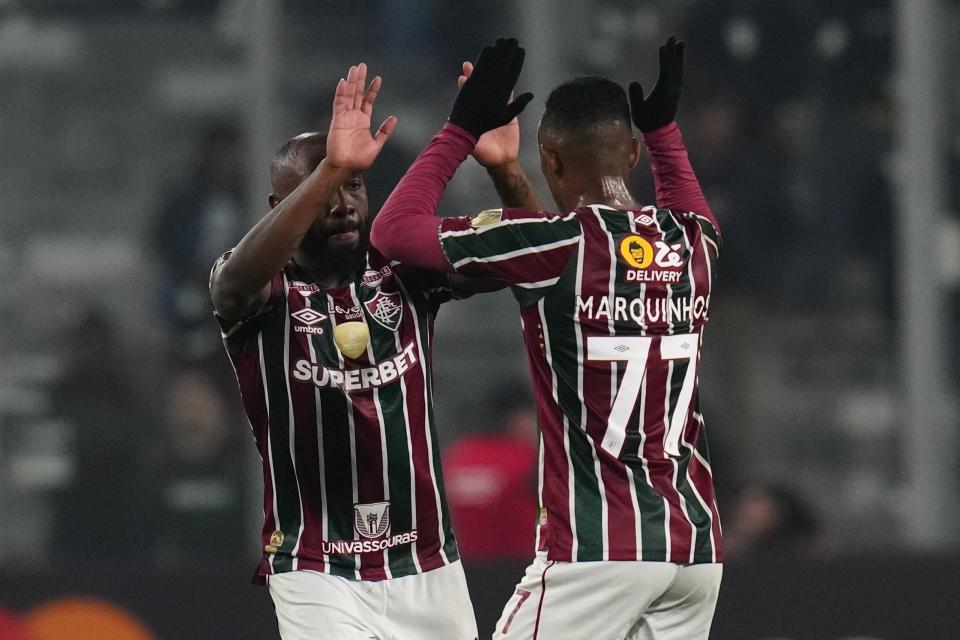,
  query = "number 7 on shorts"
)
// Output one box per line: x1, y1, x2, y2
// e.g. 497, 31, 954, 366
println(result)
501, 588, 531, 634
